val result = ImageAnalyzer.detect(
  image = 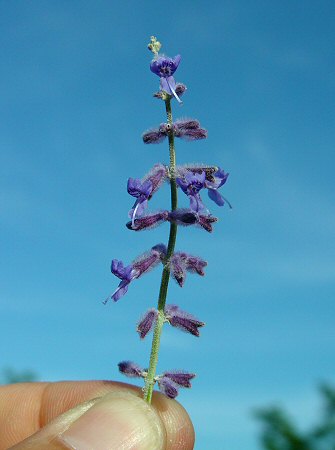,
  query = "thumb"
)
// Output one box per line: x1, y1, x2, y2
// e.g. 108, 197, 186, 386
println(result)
12, 390, 167, 450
